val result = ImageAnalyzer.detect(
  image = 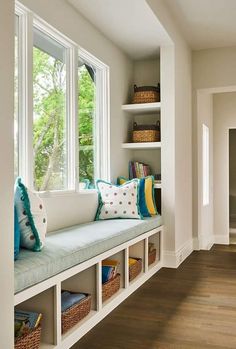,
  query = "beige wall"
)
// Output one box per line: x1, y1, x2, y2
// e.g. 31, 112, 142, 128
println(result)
229, 129, 236, 218
213, 92, 236, 241
196, 92, 214, 248
0, 0, 14, 347
192, 46, 236, 246
147, 0, 193, 262
20, 0, 134, 231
